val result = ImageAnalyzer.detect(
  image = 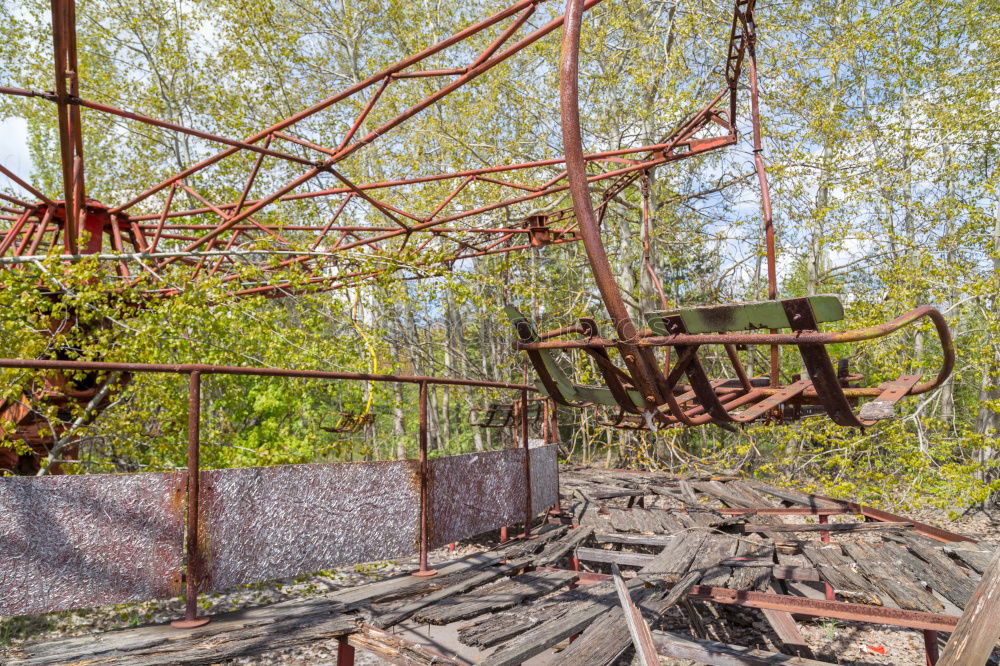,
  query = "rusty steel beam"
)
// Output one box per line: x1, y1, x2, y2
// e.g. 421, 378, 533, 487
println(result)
0, 356, 536, 391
